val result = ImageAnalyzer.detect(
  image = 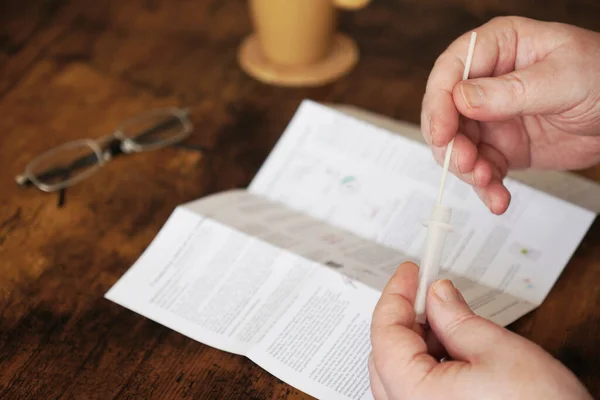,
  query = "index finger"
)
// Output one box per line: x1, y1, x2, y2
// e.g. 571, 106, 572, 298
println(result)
370, 262, 437, 395
421, 17, 520, 147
